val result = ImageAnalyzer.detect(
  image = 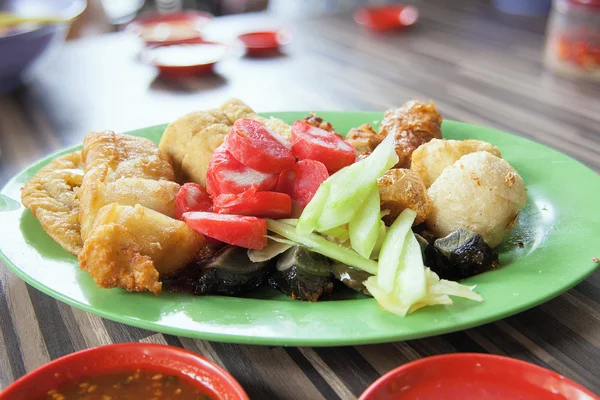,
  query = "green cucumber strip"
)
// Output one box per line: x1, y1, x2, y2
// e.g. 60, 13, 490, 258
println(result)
267, 219, 378, 275
370, 219, 387, 259
315, 134, 399, 231
376, 208, 416, 294
321, 225, 350, 242
349, 183, 381, 259
395, 230, 427, 305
